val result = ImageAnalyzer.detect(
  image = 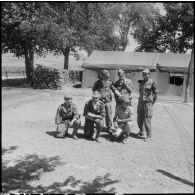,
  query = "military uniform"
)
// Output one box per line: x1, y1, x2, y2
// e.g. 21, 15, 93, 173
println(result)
114, 78, 134, 106
55, 102, 81, 138
83, 99, 106, 140
137, 77, 158, 139
113, 96, 134, 139
92, 79, 116, 129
